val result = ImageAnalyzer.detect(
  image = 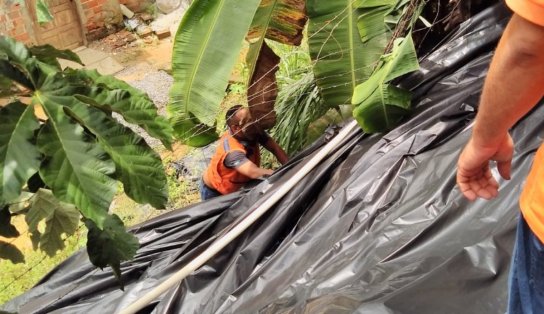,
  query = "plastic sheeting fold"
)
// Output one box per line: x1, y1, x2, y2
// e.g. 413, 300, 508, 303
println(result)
3, 4, 541, 314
